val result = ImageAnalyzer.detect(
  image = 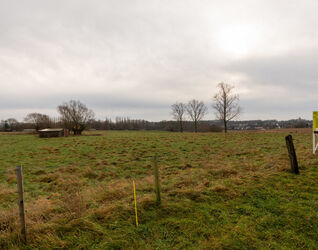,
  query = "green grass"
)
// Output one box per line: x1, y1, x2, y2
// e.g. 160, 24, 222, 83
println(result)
0, 130, 318, 249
